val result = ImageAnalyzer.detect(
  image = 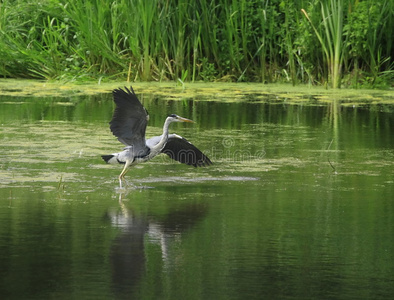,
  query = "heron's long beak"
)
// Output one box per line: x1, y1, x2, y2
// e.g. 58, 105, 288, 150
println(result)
178, 117, 194, 123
